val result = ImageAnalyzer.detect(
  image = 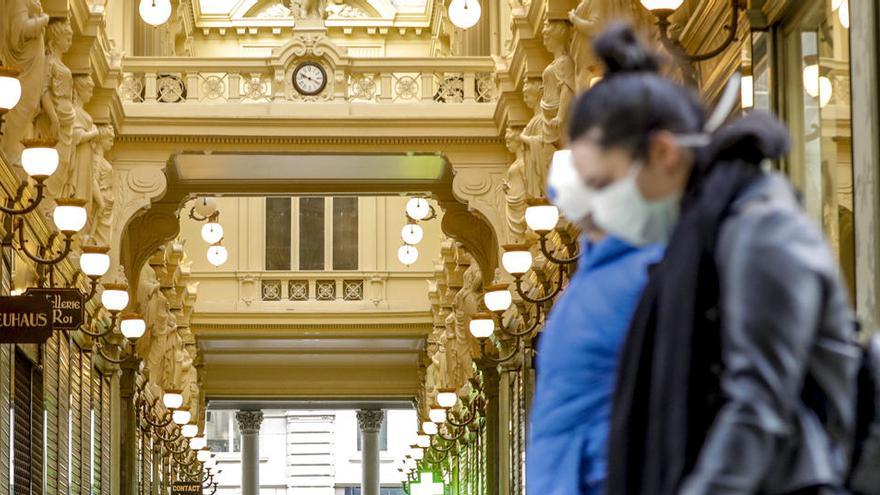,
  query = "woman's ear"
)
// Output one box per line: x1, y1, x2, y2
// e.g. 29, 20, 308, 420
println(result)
646, 131, 683, 176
